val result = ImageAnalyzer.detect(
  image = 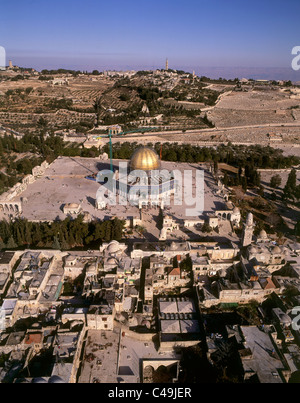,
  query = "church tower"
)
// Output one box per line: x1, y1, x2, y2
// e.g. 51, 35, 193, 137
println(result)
165, 58, 169, 71
242, 212, 254, 247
